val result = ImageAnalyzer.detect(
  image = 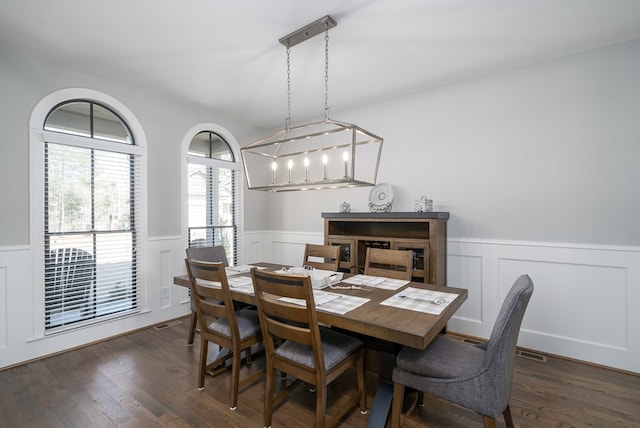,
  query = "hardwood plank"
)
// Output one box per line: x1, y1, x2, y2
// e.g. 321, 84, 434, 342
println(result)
0, 317, 638, 427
